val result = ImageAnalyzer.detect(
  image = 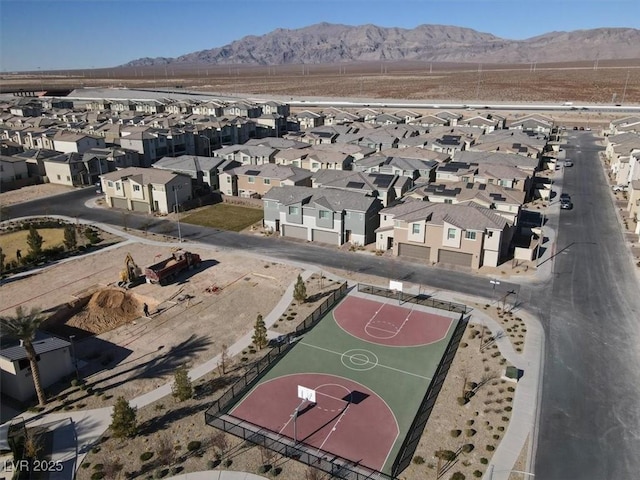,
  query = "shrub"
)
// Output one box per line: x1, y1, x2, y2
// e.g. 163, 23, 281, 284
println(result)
207, 460, 220, 469
450, 429, 462, 438
462, 444, 474, 453
412, 455, 425, 464
486, 445, 496, 451
451, 473, 465, 480
466, 429, 477, 437
222, 459, 232, 467
91, 473, 105, 480
187, 440, 201, 452
258, 465, 272, 474
172, 364, 193, 402
466, 419, 475, 426
474, 470, 483, 478
270, 467, 282, 477
140, 452, 154, 462
457, 397, 468, 406
497, 426, 505, 431
154, 469, 168, 479
480, 458, 488, 465
71, 379, 80, 387
82, 463, 91, 469
94, 463, 104, 470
